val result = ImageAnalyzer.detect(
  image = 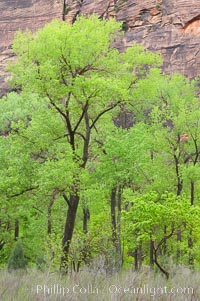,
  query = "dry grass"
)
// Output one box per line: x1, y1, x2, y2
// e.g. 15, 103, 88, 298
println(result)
0, 266, 199, 301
